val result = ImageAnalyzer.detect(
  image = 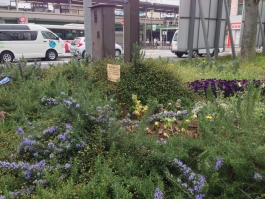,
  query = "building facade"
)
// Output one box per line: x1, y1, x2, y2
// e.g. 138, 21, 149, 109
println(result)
228, 0, 244, 47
